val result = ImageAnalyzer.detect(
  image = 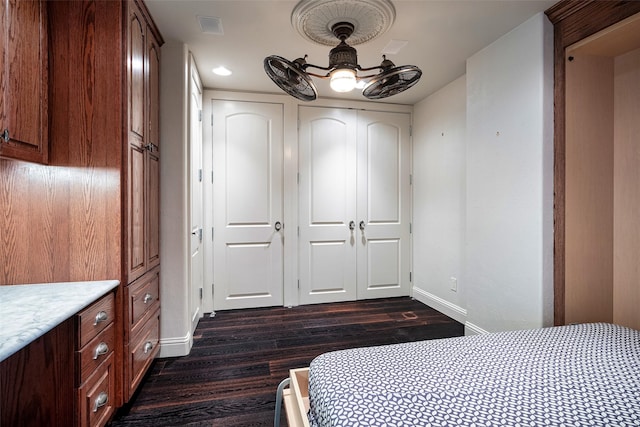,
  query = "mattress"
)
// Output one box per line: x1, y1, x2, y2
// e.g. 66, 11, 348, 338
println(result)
307, 323, 640, 426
